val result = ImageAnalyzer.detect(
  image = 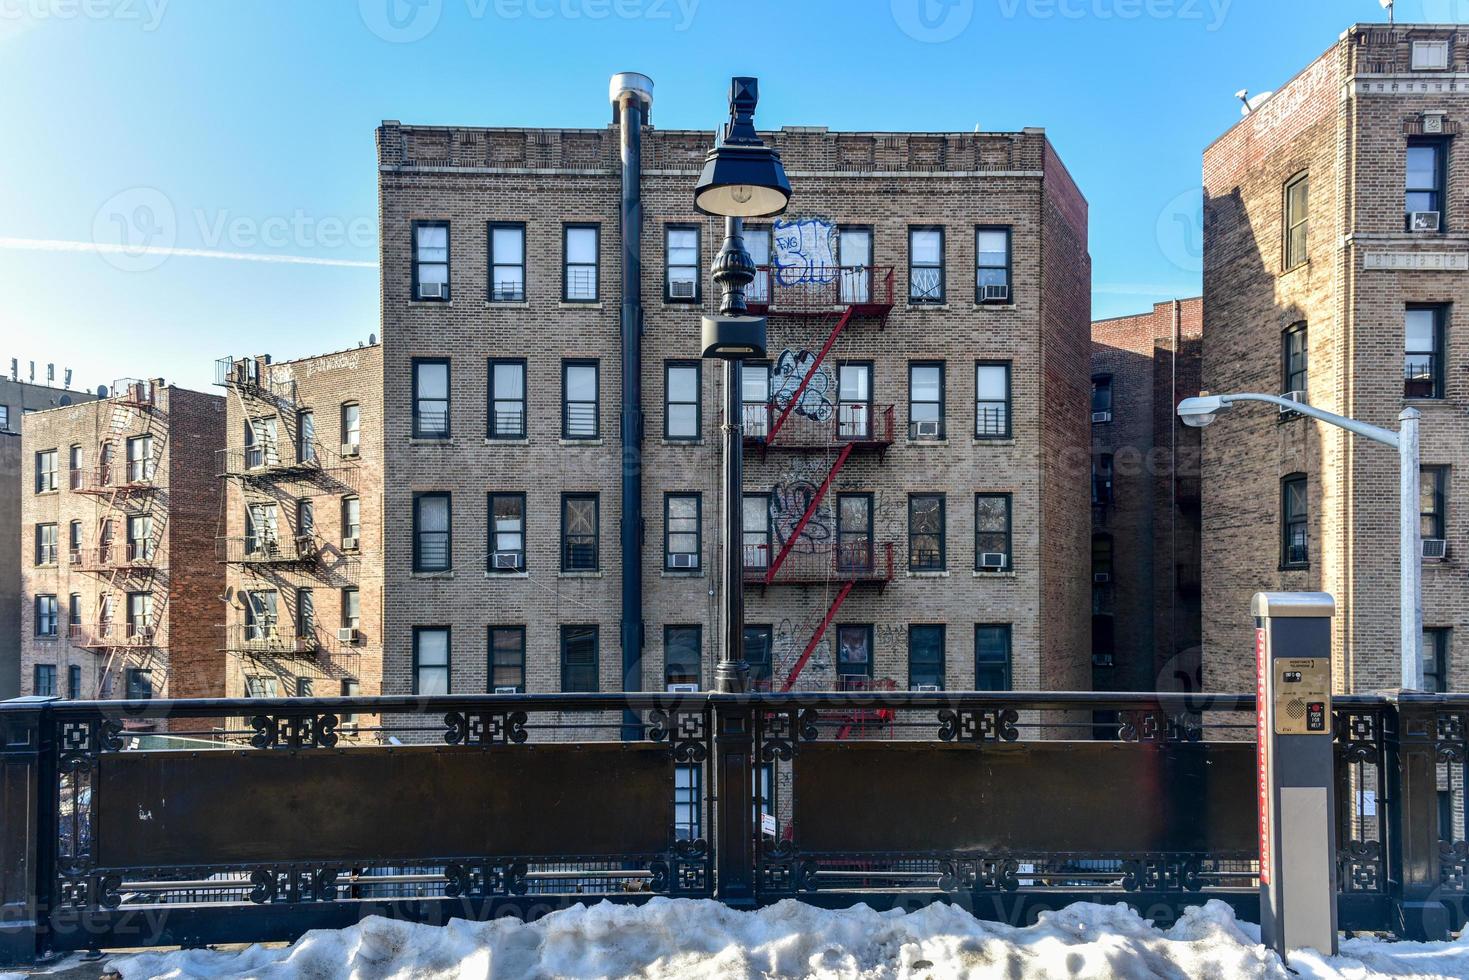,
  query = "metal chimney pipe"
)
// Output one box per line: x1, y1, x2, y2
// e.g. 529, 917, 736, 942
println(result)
611, 73, 652, 740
